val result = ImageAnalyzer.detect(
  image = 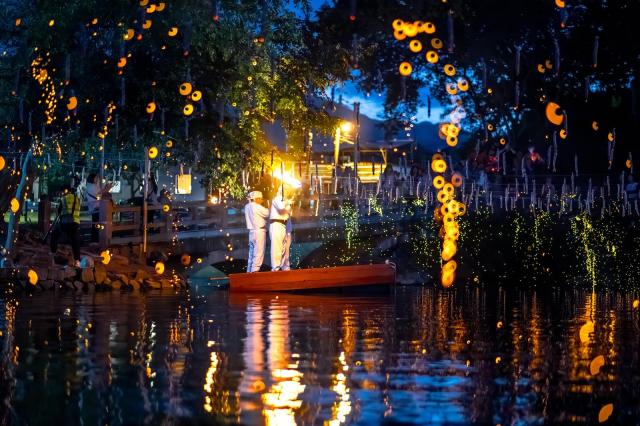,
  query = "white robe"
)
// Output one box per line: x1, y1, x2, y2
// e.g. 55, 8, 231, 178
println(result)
244, 201, 269, 272
269, 196, 292, 271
